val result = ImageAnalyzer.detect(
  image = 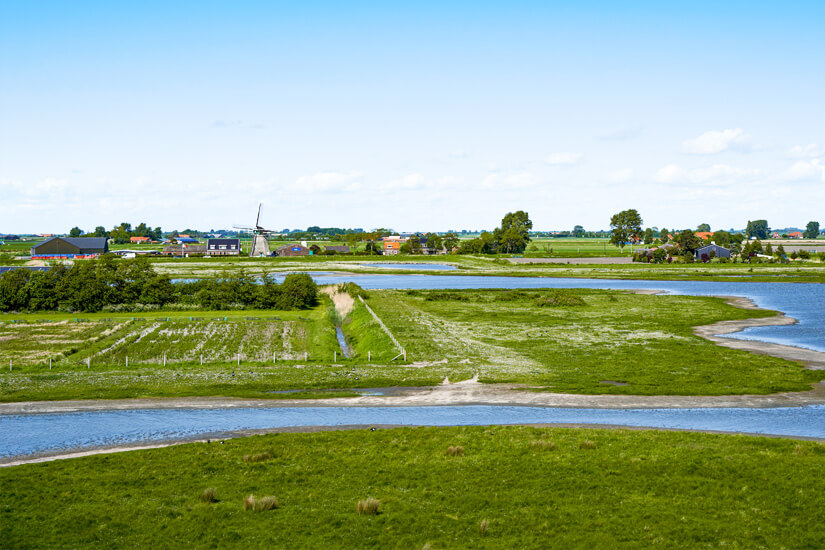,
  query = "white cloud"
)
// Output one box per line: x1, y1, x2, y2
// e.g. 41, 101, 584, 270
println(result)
787, 144, 823, 159
786, 159, 825, 181
481, 172, 539, 189
682, 128, 751, 154
381, 174, 430, 191
655, 164, 760, 185
291, 171, 362, 193
607, 169, 633, 183
545, 152, 583, 165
